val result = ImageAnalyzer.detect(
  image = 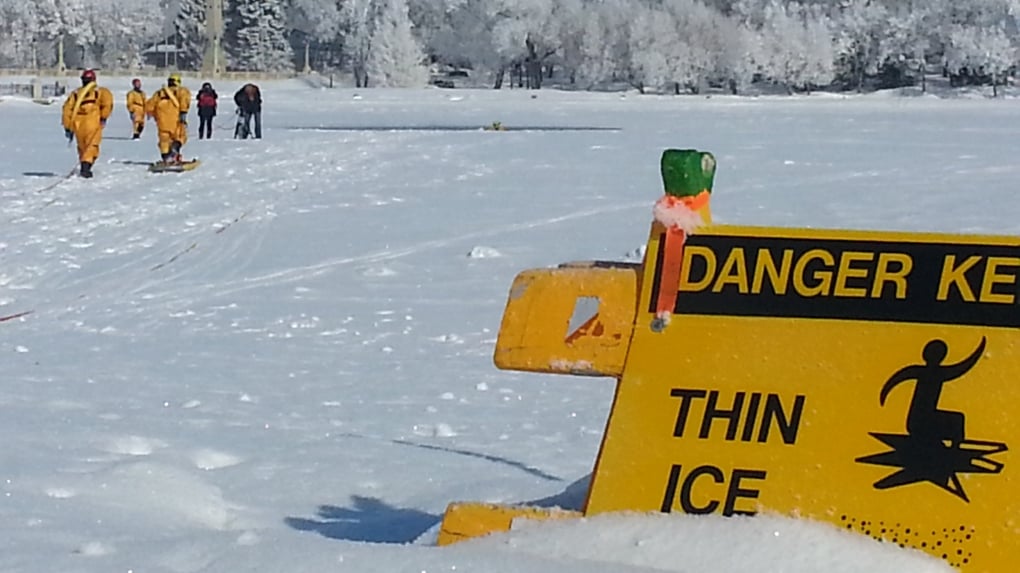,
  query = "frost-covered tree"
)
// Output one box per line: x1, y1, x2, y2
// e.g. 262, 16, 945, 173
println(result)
712, 14, 756, 92
548, 0, 584, 84
406, 0, 455, 62
173, 0, 206, 69
366, 0, 429, 86
56, 0, 95, 67
226, 0, 294, 71
0, 0, 62, 67
625, 4, 672, 92
756, 3, 833, 91
662, 0, 725, 93
2, 0, 1018, 94
427, 0, 502, 84
85, 0, 164, 69
489, 0, 559, 88
291, 0, 346, 70
945, 23, 1016, 95
829, 0, 890, 90
572, 9, 614, 88
341, 0, 375, 85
